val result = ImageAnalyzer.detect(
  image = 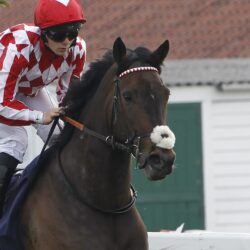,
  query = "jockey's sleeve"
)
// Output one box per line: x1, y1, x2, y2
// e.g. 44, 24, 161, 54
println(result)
56, 38, 86, 103
0, 44, 43, 126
